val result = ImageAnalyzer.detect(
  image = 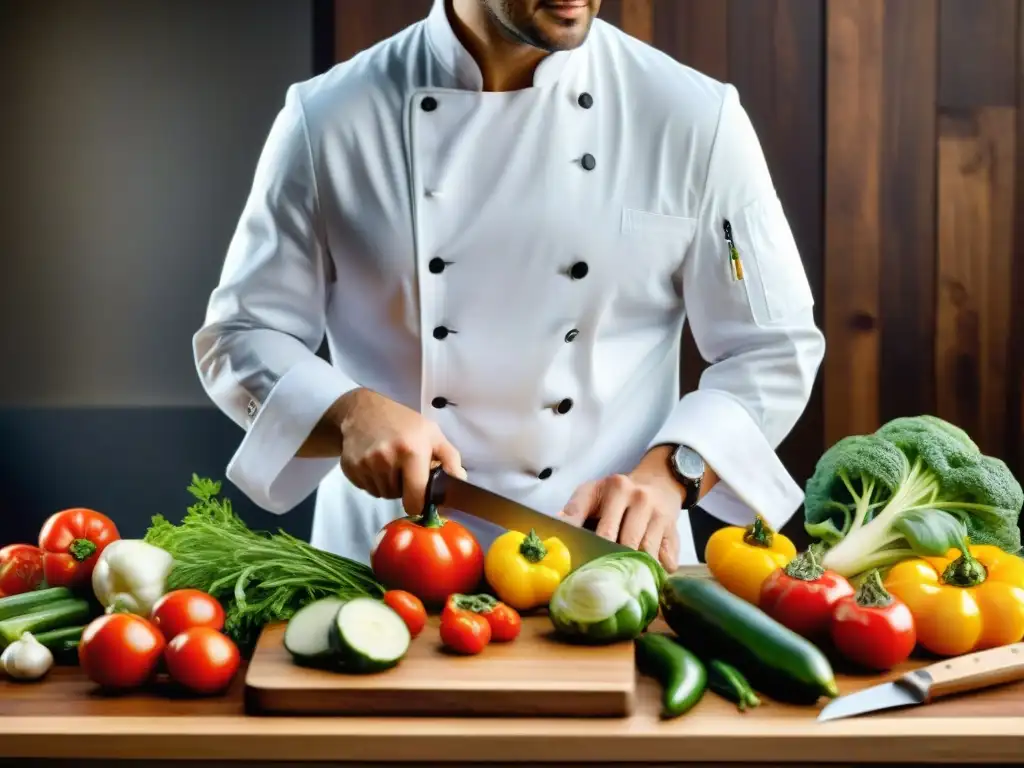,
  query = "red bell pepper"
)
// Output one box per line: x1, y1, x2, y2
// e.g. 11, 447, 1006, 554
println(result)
38, 508, 120, 588
831, 569, 916, 671
759, 545, 854, 639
